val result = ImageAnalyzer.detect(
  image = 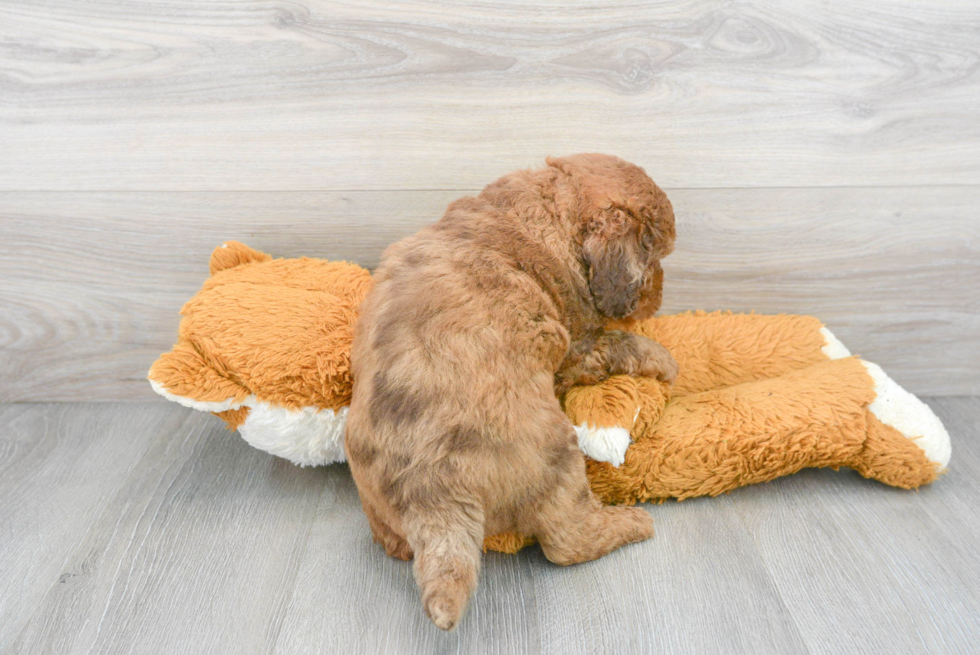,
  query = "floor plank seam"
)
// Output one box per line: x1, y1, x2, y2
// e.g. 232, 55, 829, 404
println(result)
726, 494, 815, 655
2, 401, 978, 652
263, 474, 324, 655
2, 407, 176, 653
90, 415, 208, 650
